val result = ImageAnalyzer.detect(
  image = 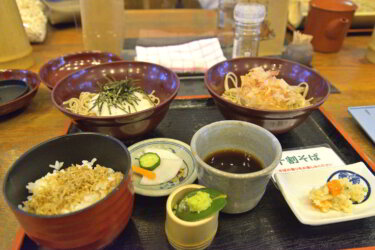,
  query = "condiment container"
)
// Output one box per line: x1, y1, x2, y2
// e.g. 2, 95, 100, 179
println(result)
232, 2, 265, 58
165, 184, 219, 250
282, 31, 314, 66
